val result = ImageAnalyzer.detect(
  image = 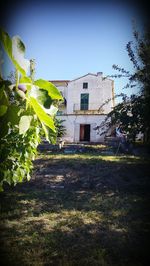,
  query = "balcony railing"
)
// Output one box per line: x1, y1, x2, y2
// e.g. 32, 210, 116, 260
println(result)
73, 103, 103, 114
